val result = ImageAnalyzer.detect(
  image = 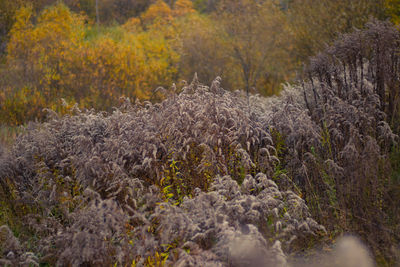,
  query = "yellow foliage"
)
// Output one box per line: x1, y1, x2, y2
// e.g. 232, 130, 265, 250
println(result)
0, 86, 47, 125
8, 3, 85, 59
174, 0, 195, 17
7, 3, 85, 101
3, 2, 179, 124
122, 17, 143, 33
385, 0, 400, 24
6, 5, 34, 61
141, 0, 173, 26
